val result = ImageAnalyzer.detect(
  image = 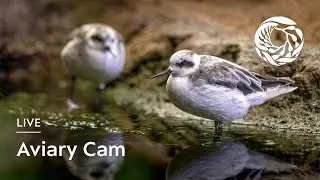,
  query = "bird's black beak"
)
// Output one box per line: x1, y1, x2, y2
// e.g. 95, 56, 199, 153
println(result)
151, 68, 171, 79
